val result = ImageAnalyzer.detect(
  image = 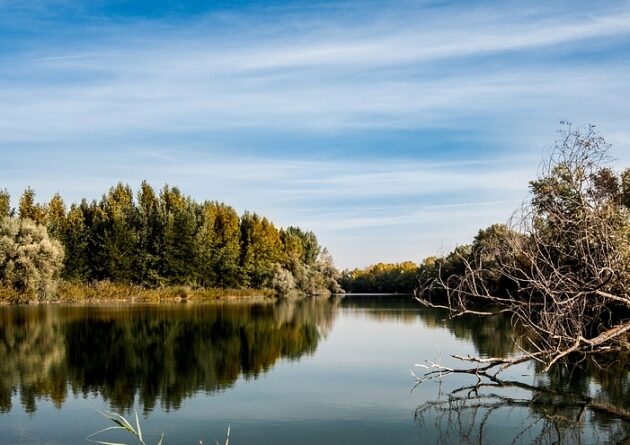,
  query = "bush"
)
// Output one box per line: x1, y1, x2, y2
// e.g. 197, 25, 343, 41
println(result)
0, 217, 64, 300
271, 263, 297, 296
